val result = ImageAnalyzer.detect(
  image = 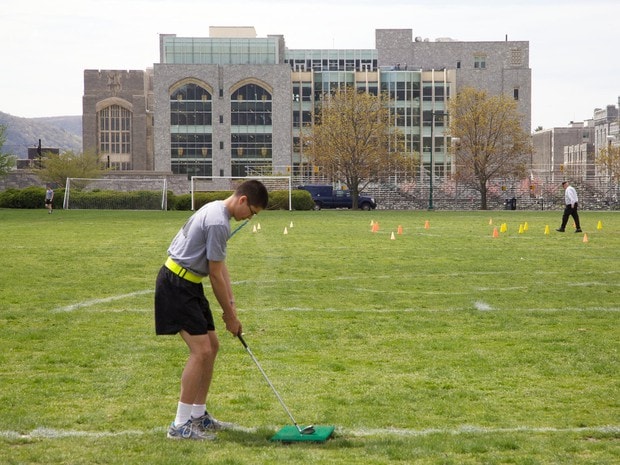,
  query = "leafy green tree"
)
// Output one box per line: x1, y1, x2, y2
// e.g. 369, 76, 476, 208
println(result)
36, 149, 106, 188
304, 88, 408, 209
448, 87, 531, 210
0, 125, 16, 177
